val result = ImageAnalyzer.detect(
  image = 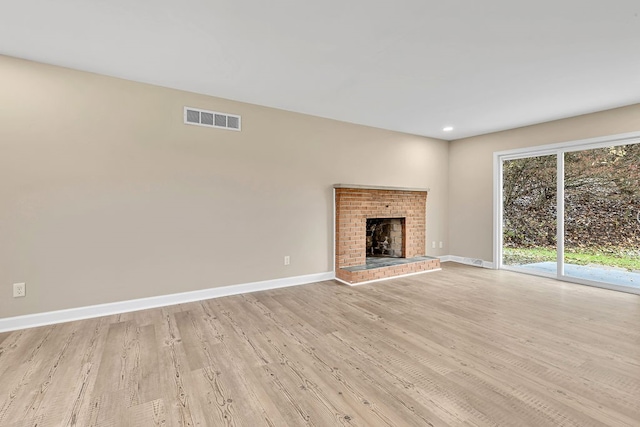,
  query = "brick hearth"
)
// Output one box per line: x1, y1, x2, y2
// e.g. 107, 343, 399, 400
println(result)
334, 184, 440, 284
